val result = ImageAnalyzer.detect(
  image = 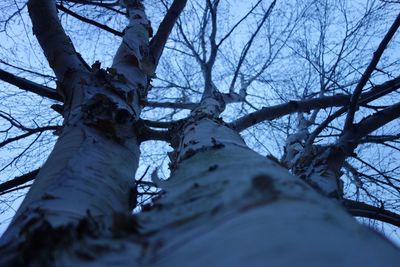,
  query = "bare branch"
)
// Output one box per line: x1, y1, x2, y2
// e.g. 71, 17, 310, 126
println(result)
0, 169, 39, 195
145, 101, 197, 109
0, 125, 60, 149
0, 60, 55, 80
176, 20, 204, 67
0, 69, 61, 101
360, 134, 400, 144
139, 127, 170, 142
56, 4, 123, 36
343, 12, 400, 131
0, 184, 32, 196
343, 199, 400, 227
231, 94, 350, 132
217, 0, 263, 47
66, 0, 127, 15
205, 0, 219, 67
150, 0, 188, 69
356, 102, 400, 138
233, 73, 400, 132
228, 0, 276, 93
306, 75, 400, 146
27, 0, 90, 79
142, 119, 176, 129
